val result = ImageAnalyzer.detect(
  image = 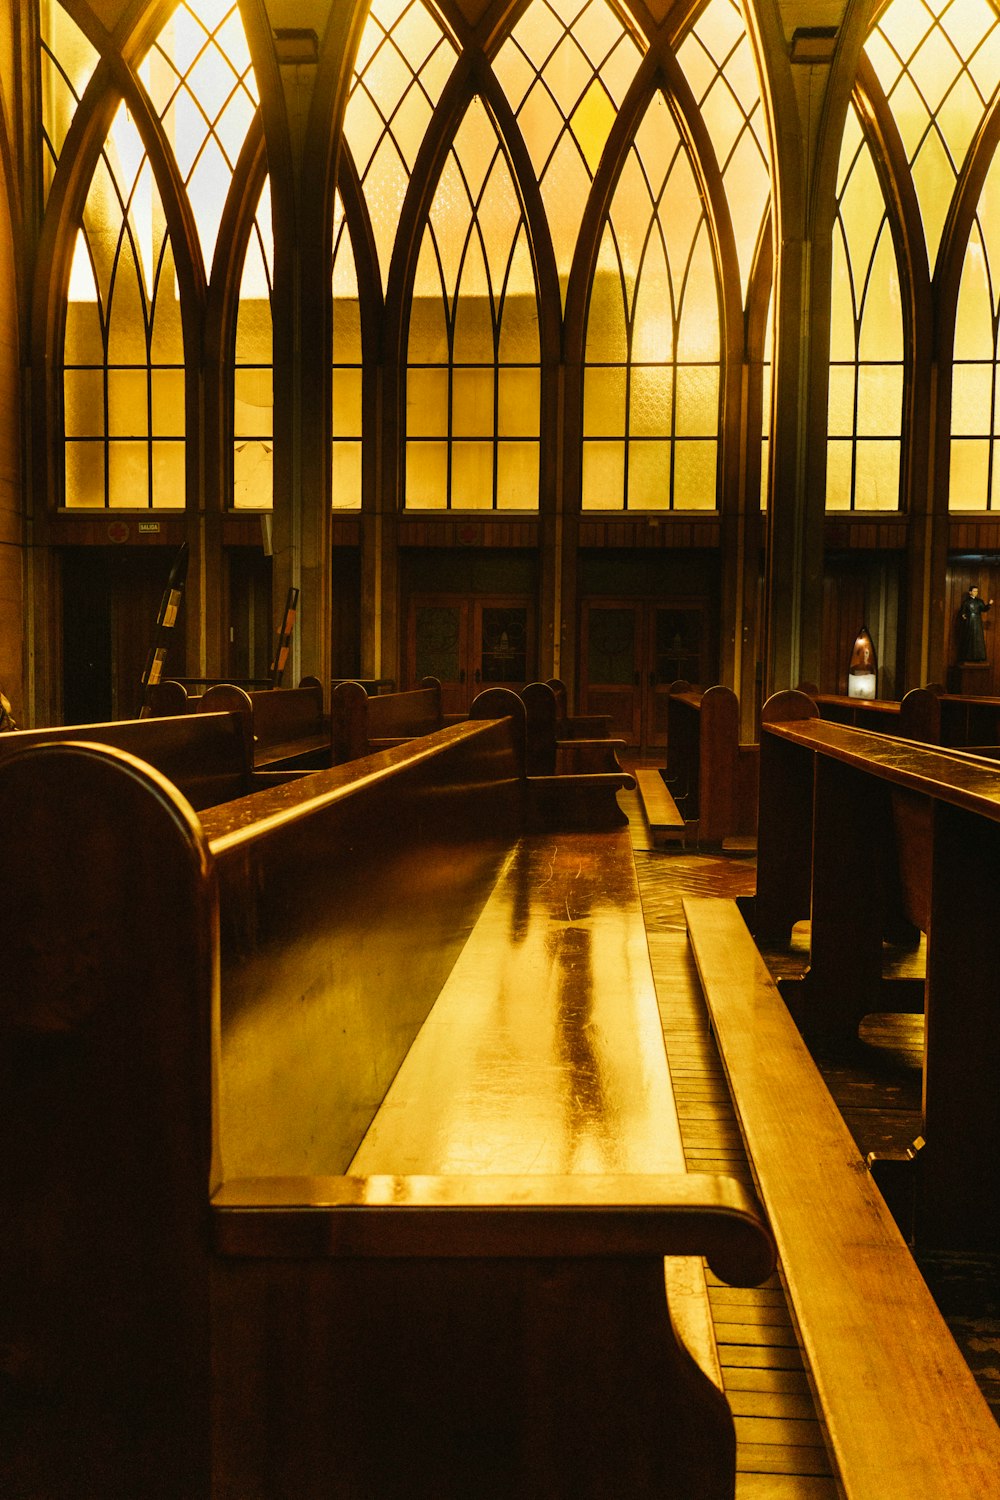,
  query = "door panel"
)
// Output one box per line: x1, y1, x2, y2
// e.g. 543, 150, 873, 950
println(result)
407, 594, 534, 715
409, 599, 470, 717
646, 604, 707, 749
580, 602, 642, 744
